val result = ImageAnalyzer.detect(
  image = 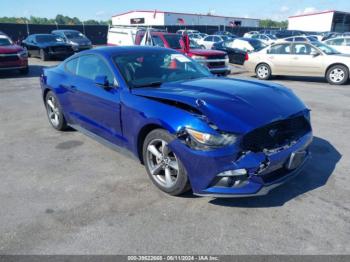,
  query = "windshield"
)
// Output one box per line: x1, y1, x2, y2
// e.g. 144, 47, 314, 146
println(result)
0, 38, 12, 46
221, 36, 231, 41
64, 31, 85, 39
163, 35, 183, 49
114, 49, 211, 88
267, 34, 277, 40
249, 39, 267, 51
312, 42, 340, 55
36, 35, 61, 43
